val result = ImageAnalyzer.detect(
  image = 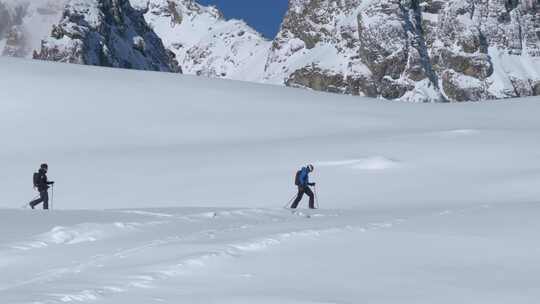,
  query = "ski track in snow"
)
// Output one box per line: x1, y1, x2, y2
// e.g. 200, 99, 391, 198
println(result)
0, 206, 491, 303
4, 209, 288, 252
8, 221, 166, 250
1, 209, 303, 291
